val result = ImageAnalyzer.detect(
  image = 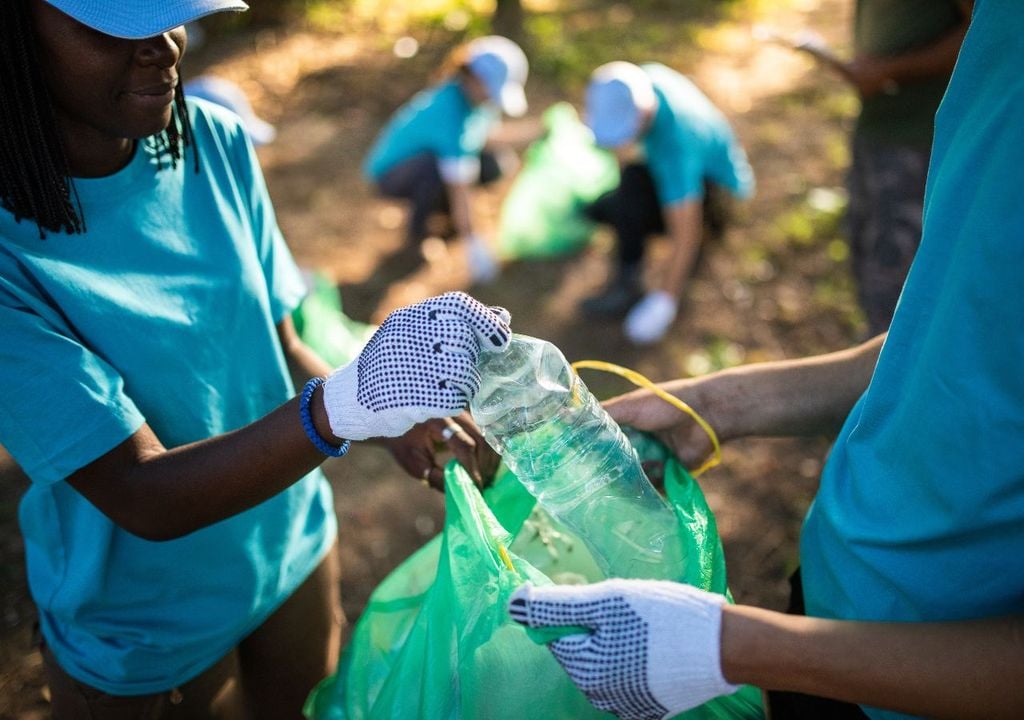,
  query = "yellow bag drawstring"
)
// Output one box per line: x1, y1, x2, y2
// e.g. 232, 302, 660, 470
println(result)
571, 360, 722, 478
